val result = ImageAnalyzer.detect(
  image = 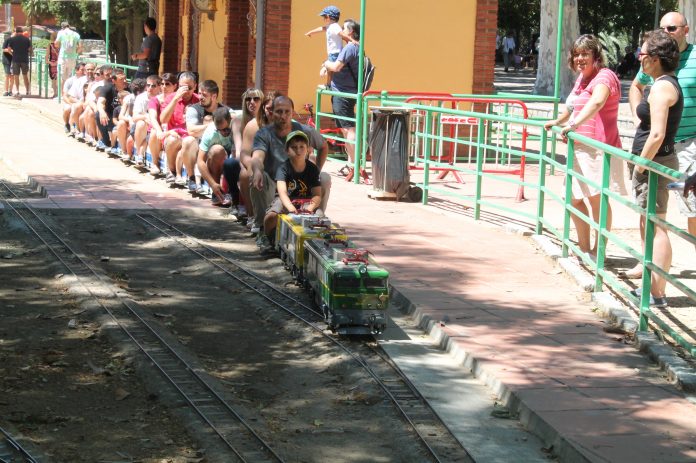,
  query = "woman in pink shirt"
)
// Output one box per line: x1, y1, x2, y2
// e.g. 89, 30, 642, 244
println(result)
545, 34, 626, 258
